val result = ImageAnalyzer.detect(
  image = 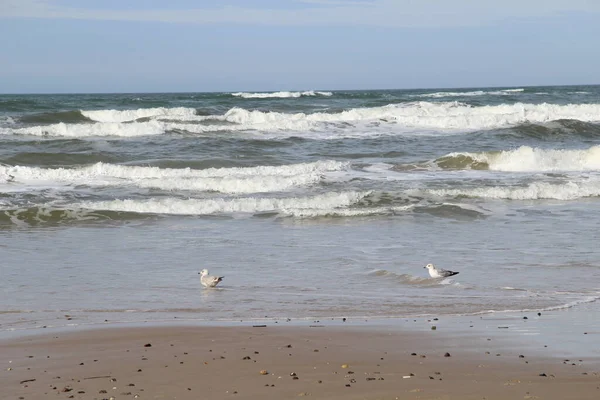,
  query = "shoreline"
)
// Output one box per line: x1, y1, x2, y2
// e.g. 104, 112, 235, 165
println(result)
3, 303, 599, 359
2, 310, 600, 400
